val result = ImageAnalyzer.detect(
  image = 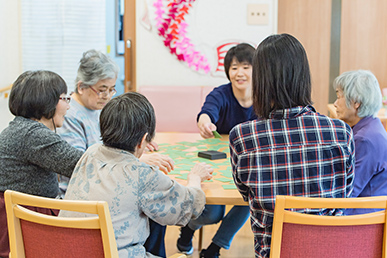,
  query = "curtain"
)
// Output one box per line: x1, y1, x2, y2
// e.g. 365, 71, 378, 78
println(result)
21, 0, 106, 89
